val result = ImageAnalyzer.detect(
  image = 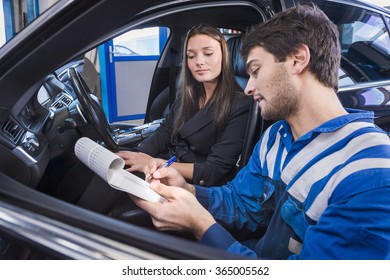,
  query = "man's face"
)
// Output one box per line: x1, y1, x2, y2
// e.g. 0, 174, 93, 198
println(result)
245, 46, 300, 121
